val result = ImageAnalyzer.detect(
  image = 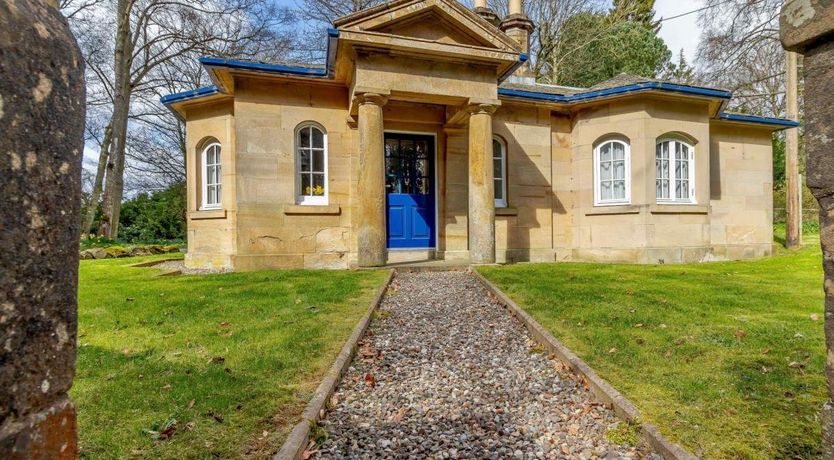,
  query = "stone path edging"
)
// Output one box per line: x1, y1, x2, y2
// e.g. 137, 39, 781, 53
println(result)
470, 269, 698, 460
274, 269, 395, 460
